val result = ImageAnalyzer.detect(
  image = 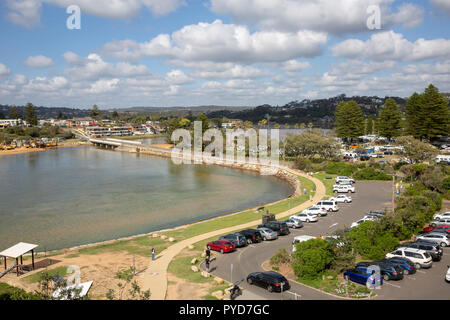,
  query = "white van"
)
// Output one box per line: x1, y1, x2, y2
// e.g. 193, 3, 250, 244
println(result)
385, 248, 433, 269
292, 235, 316, 252
315, 200, 339, 212
436, 155, 450, 163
